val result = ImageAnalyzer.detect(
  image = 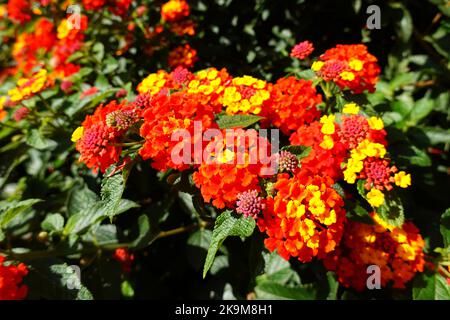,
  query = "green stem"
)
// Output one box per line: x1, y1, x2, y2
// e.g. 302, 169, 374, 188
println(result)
439, 265, 450, 278
37, 93, 54, 114
2, 223, 209, 261
320, 81, 333, 114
